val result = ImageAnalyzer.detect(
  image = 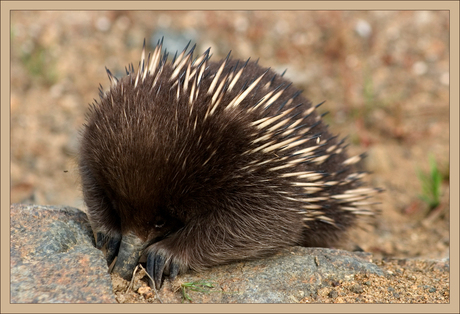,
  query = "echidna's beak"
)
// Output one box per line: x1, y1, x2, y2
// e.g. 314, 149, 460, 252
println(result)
110, 232, 146, 280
